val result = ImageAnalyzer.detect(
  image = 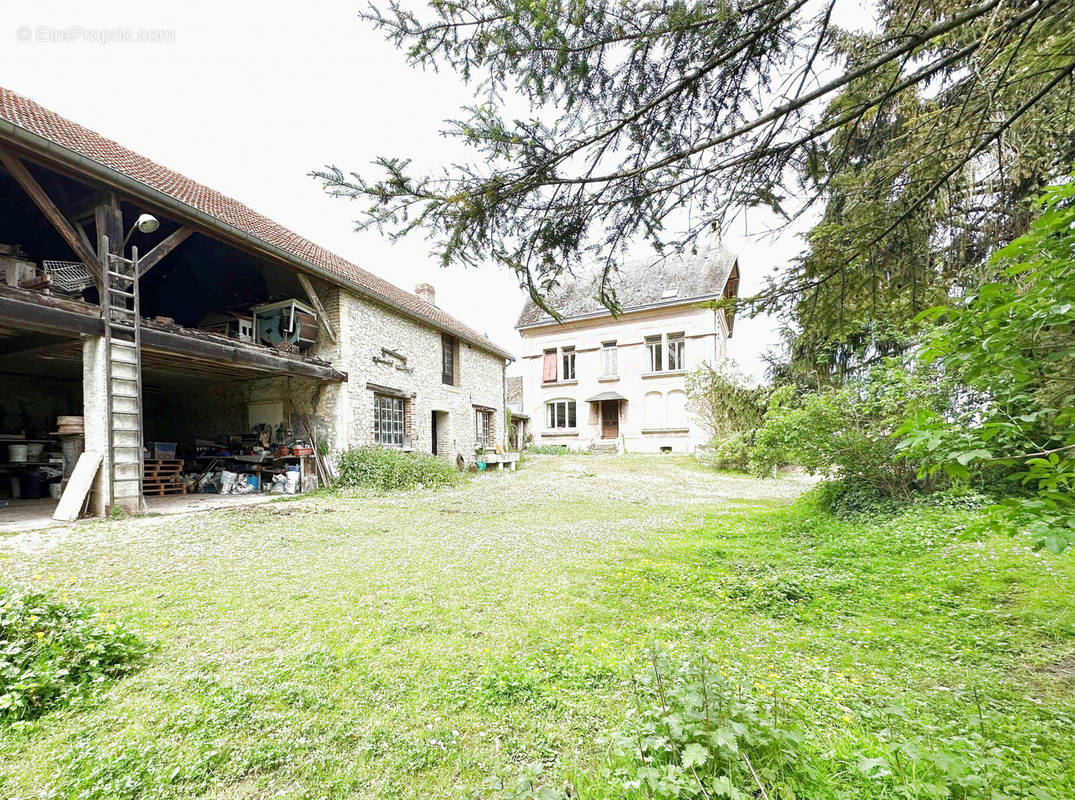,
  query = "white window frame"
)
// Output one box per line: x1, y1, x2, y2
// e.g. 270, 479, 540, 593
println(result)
667, 333, 686, 371
645, 335, 663, 373
374, 394, 405, 446
600, 341, 618, 377
545, 399, 577, 430
475, 408, 493, 450
561, 347, 576, 381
